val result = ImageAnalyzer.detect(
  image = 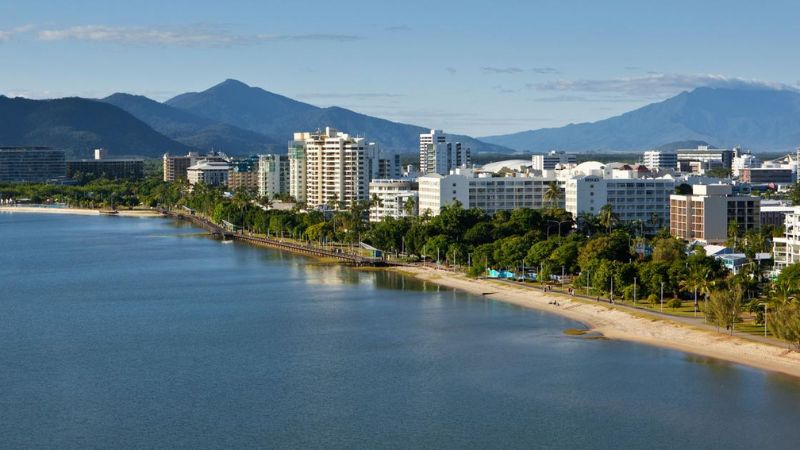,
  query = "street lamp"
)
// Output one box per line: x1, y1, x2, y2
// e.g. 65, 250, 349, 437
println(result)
633, 277, 637, 306
660, 281, 665, 313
